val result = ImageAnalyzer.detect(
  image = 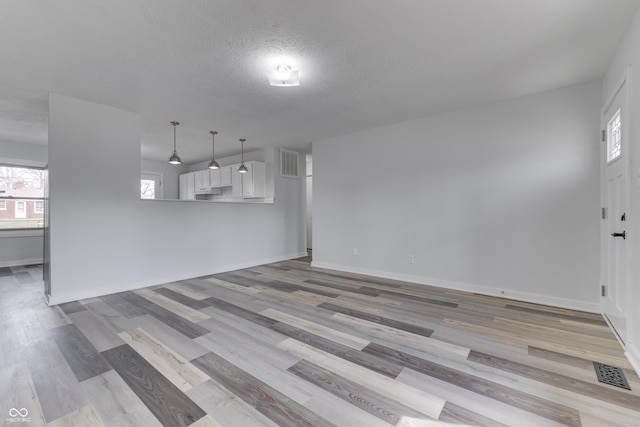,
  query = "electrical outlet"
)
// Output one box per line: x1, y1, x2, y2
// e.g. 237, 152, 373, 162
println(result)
352, 247, 358, 256
408, 255, 415, 264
